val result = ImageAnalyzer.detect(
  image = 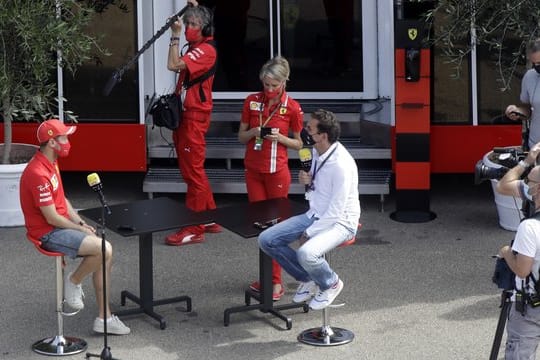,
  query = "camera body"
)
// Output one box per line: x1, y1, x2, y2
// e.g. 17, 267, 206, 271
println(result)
474, 147, 527, 185
475, 146, 536, 218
